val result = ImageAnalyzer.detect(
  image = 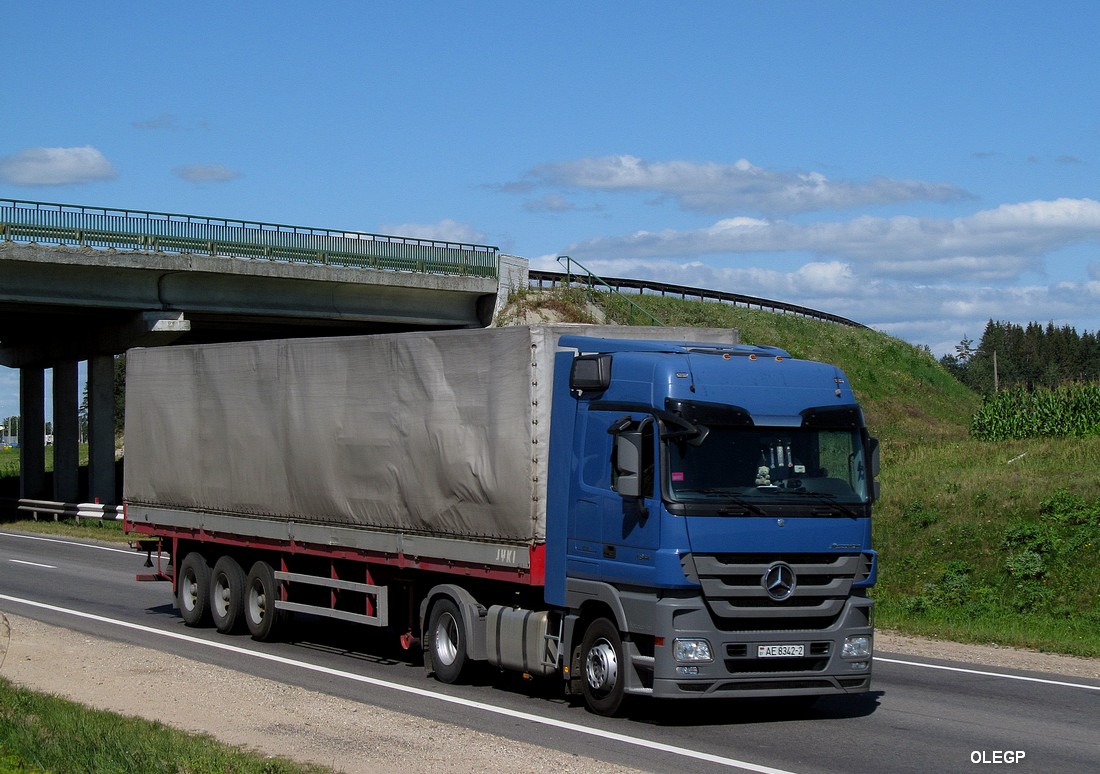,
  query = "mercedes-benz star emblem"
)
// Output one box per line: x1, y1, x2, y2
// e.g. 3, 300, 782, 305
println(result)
762, 562, 796, 601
